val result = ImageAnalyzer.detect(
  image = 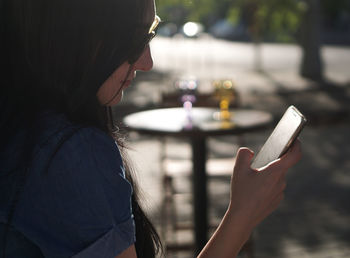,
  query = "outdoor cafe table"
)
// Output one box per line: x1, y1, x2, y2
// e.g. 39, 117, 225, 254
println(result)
123, 107, 273, 255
